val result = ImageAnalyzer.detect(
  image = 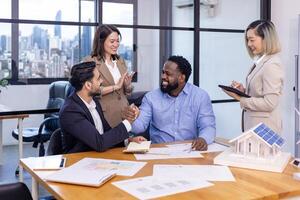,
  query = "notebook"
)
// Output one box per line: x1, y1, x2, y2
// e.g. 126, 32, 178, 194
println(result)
123, 141, 151, 153
218, 85, 251, 98
45, 159, 116, 187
